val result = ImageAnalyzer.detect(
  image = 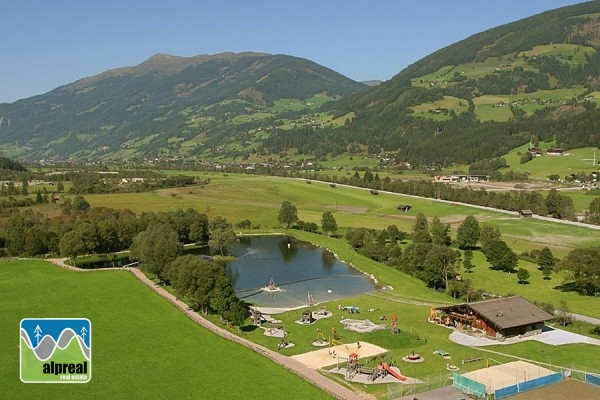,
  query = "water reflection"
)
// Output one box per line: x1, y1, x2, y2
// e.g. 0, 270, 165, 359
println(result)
224, 235, 378, 308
